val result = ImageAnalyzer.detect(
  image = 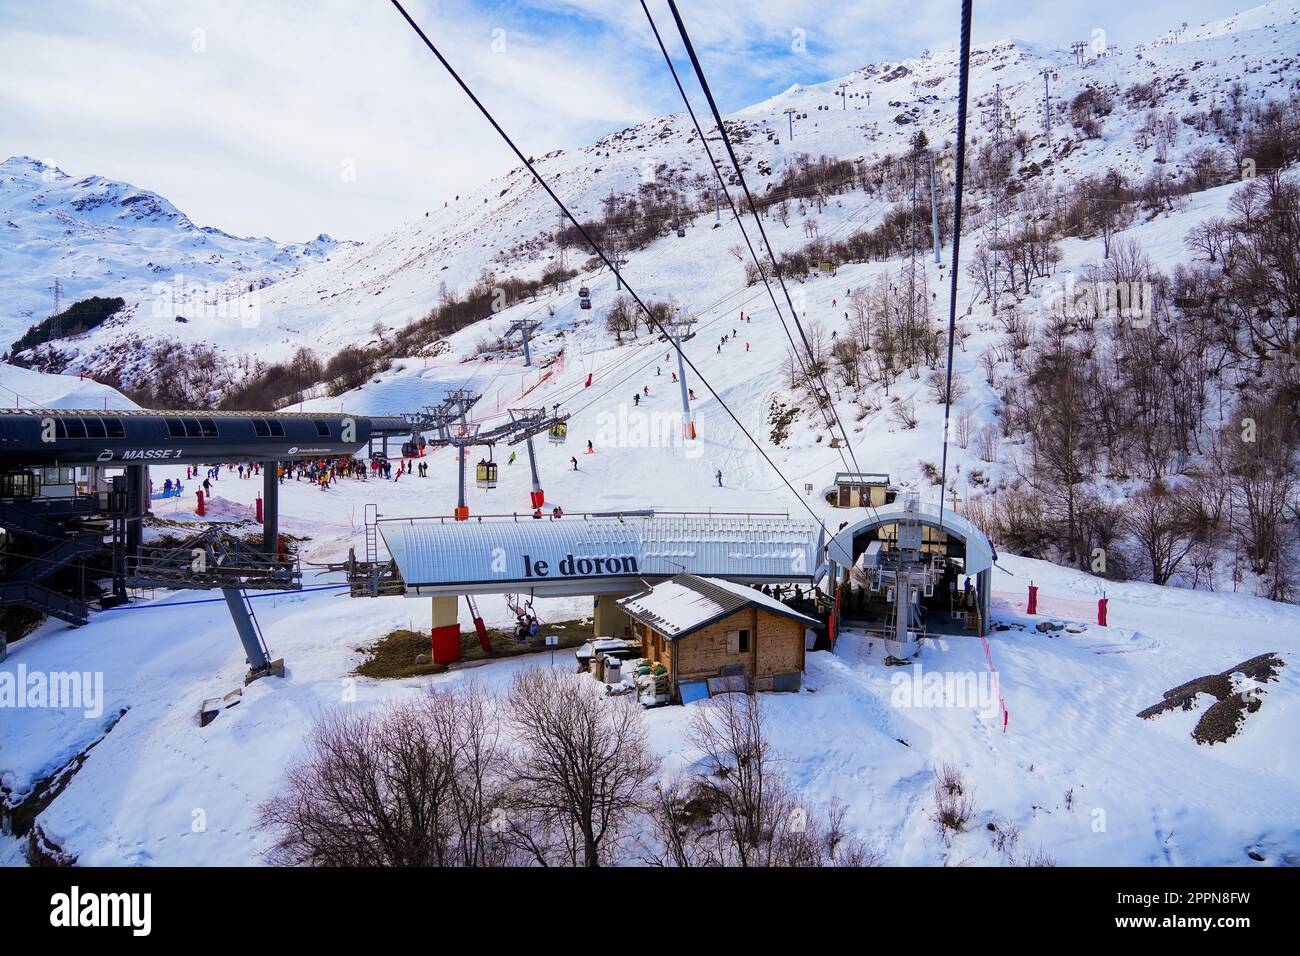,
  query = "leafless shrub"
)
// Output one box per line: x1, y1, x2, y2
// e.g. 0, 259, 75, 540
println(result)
974, 423, 1000, 462
988, 815, 1021, 859
889, 398, 918, 430
930, 762, 976, 846
1013, 845, 1058, 867
956, 407, 974, 449
926, 366, 967, 405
